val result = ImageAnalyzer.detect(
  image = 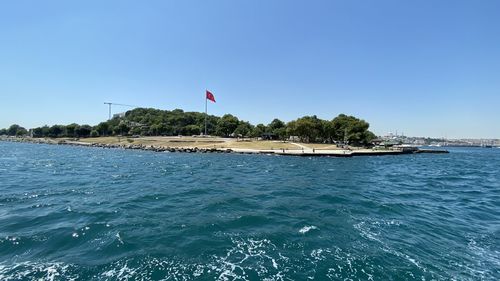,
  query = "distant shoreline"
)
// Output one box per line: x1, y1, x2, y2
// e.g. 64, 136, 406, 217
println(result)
0, 136, 449, 157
